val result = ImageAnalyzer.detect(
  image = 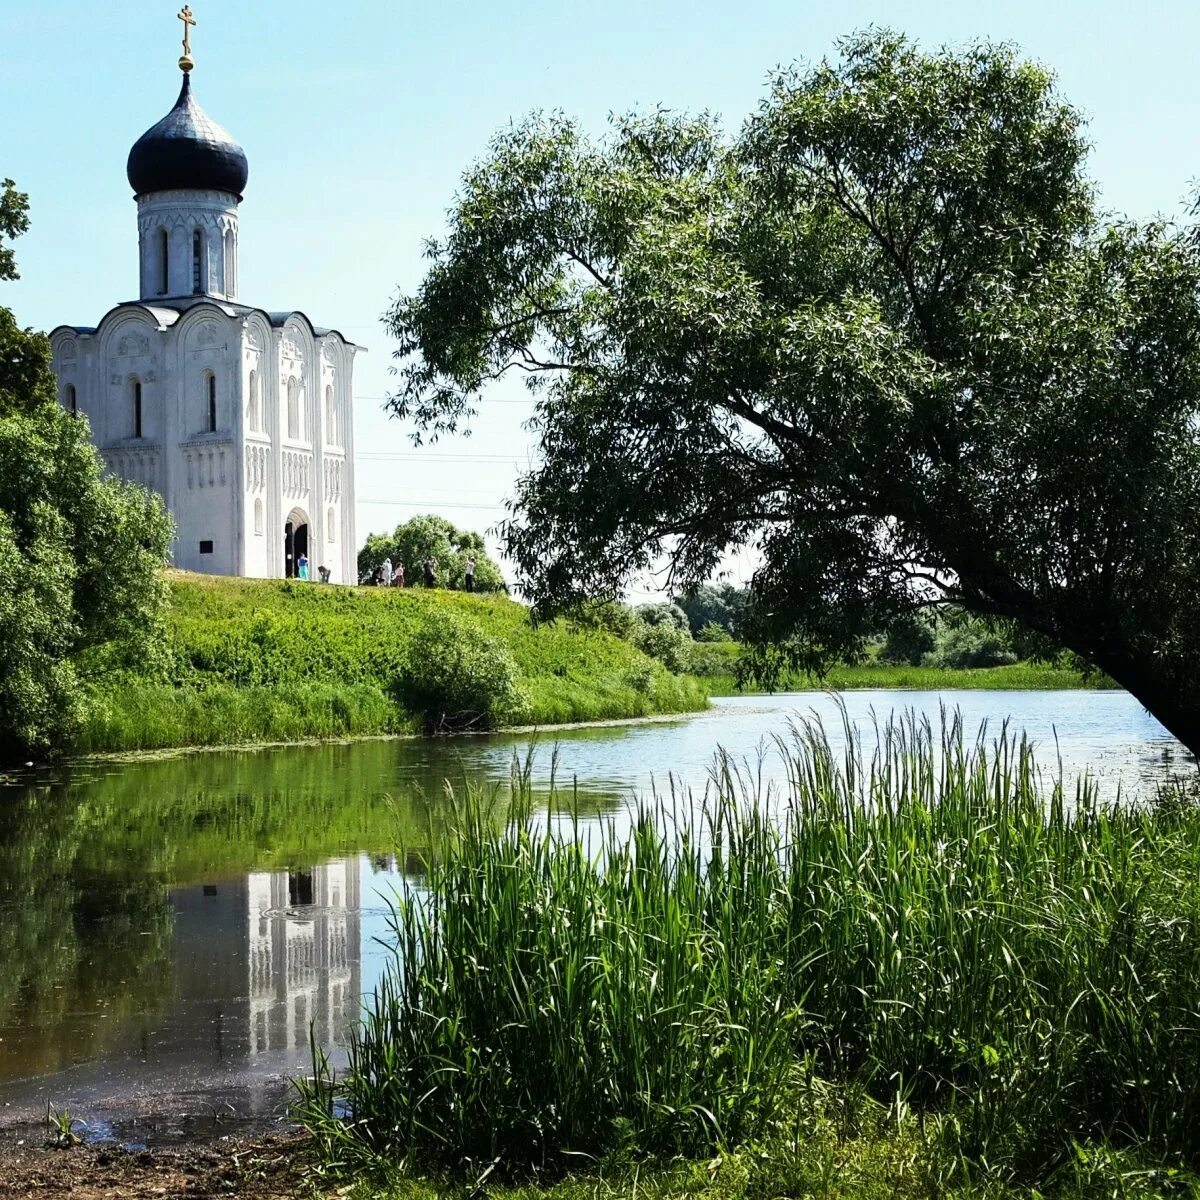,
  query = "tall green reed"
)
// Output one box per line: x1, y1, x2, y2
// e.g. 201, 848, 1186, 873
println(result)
296, 710, 1200, 1183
